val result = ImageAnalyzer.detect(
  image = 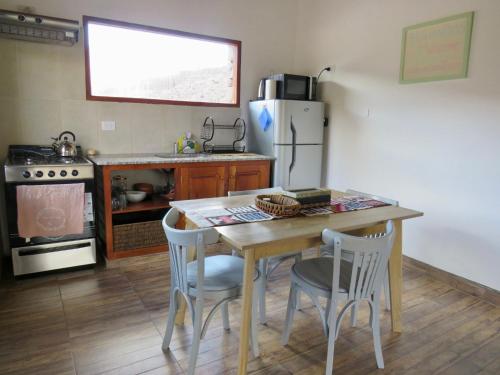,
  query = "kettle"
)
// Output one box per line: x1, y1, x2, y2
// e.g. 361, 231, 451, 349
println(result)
52, 131, 77, 157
